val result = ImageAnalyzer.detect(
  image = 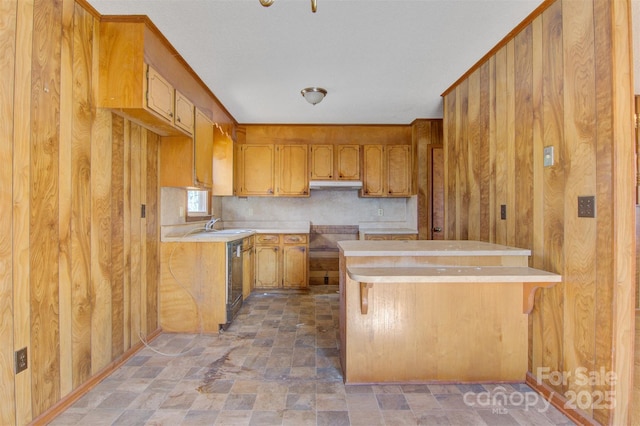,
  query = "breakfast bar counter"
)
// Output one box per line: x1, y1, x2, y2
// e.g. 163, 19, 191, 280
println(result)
337, 240, 561, 384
